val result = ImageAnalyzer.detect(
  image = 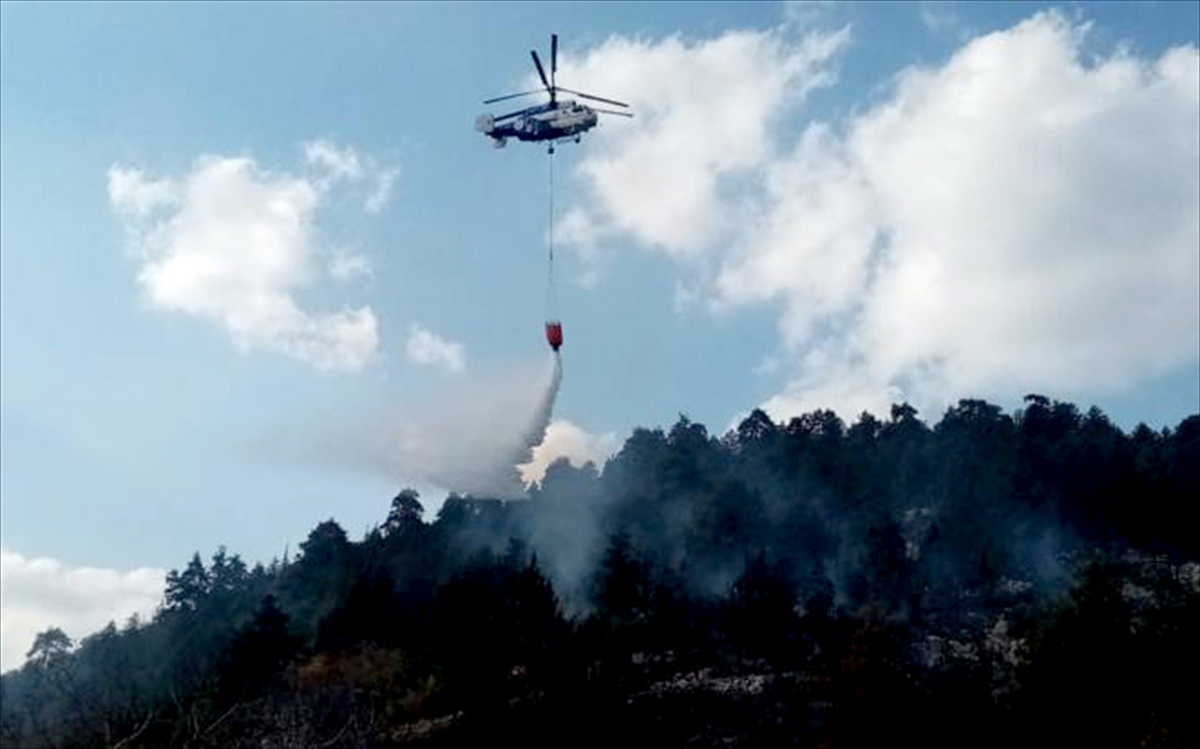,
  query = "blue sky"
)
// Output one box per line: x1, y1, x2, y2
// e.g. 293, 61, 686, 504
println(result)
1, 1, 1197, 670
